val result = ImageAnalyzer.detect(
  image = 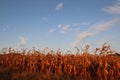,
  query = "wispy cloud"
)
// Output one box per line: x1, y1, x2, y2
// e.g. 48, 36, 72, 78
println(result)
56, 2, 63, 11
71, 0, 120, 48
58, 24, 71, 34
42, 17, 48, 22
71, 32, 93, 47
73, 22, 90, 26
15, 36, 27, 49
62, 25, 71, 31
49, 28, 56, 33
0, 24, 9, 32
103, 0, 120, 14
58, 24, 62, 28
60, 31, 65, 34
71, 18, 120, 47
57, 22, 90, 34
